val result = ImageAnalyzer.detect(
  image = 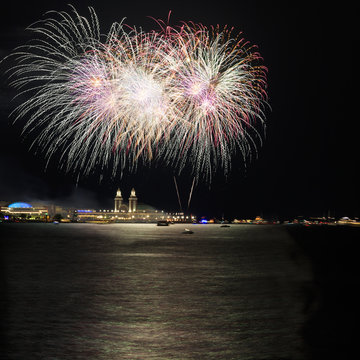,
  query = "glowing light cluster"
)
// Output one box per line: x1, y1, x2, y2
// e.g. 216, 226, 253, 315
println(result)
8, 202, 32, 208
5, 7, 268, 181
